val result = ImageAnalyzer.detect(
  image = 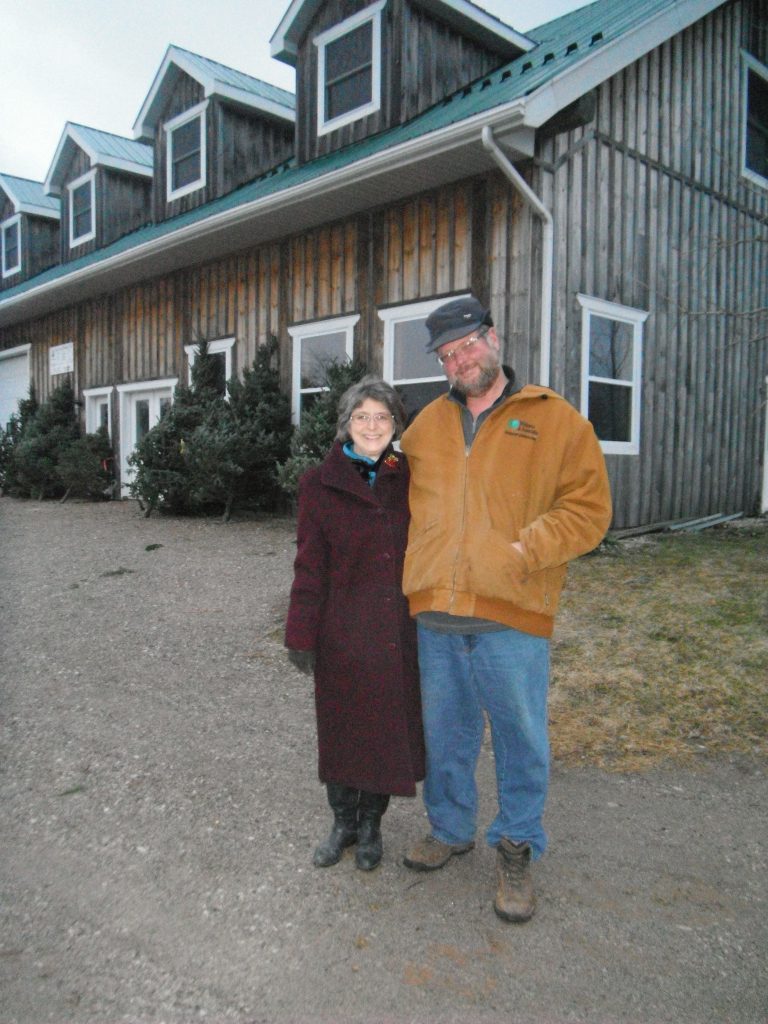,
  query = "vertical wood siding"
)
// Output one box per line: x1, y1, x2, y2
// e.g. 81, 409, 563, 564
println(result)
296, 0, 511, 164
529, 0, 768, 526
